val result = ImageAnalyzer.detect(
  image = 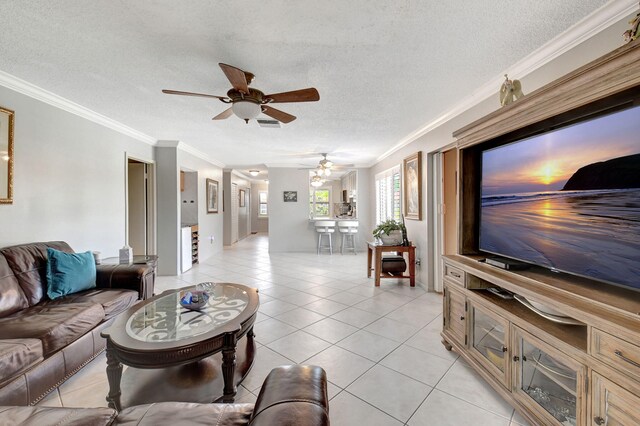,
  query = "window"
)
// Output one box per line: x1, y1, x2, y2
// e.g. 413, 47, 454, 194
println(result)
310, 188, 331, 218
258, 191, 268, 216
375, 166, 401, 224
